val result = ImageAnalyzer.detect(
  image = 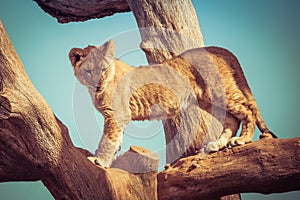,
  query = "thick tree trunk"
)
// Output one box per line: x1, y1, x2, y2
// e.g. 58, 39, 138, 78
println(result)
125, 0, 240, 199
126, 0, 206, 167
0, 20, 157, 200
